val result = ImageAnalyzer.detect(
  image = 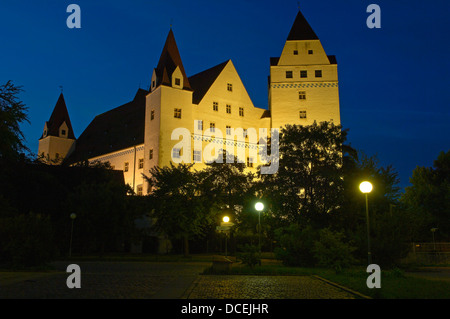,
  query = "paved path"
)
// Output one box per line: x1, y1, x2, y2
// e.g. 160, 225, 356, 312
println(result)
0, 261, 356, 299
0, 261, 208, 299
185, 275, 355, 299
